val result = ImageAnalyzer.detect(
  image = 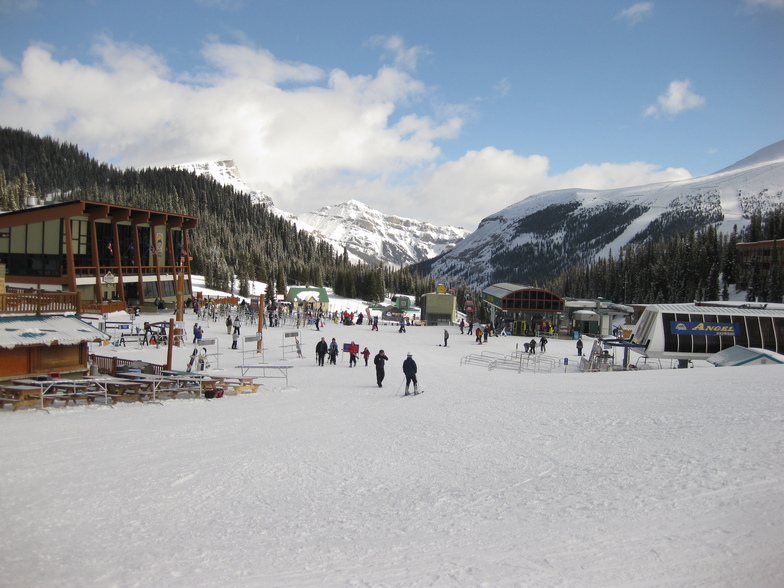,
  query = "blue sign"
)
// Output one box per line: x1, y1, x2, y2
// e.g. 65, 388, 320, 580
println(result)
669, 321, 740, 336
